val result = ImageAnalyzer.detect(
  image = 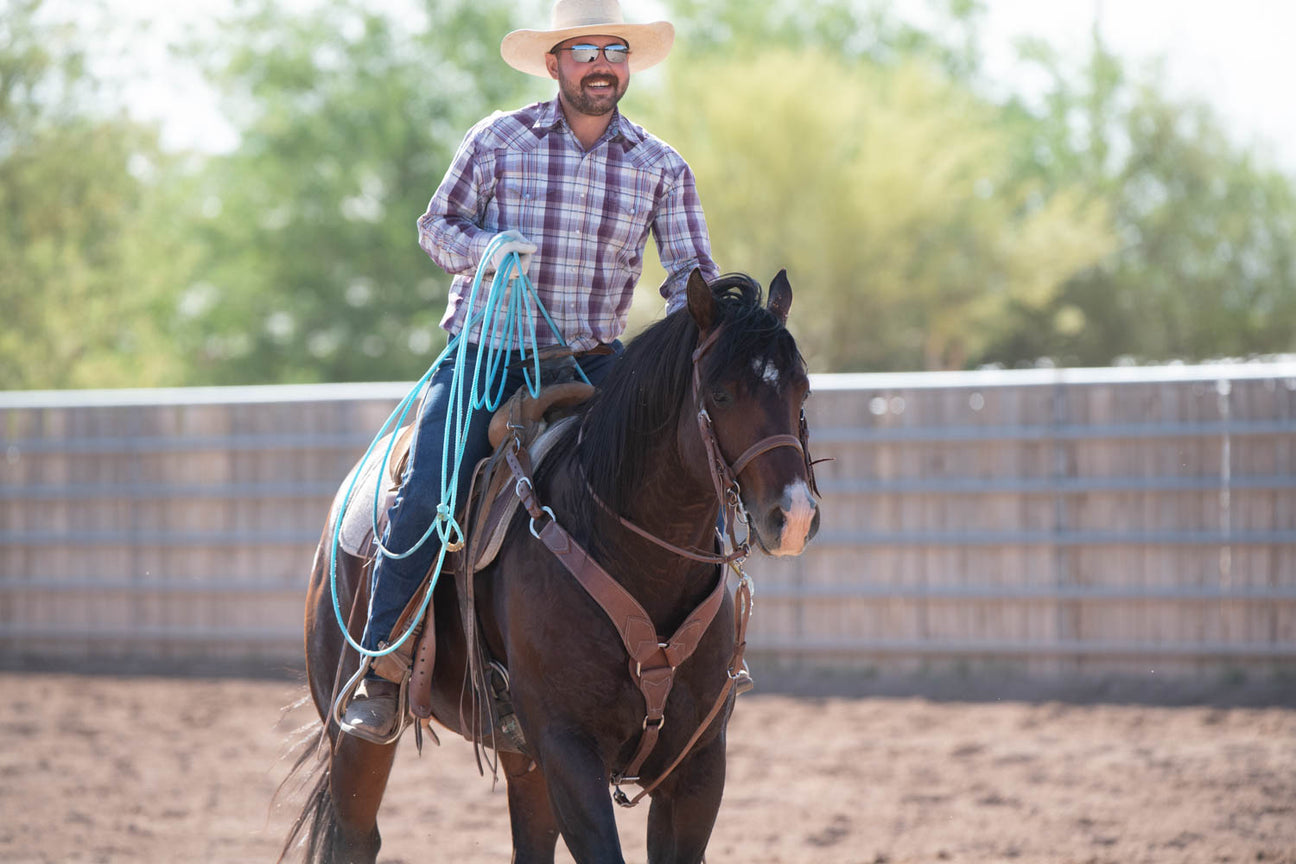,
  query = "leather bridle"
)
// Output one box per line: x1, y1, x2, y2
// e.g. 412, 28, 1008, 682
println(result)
589, 324, 817, 564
